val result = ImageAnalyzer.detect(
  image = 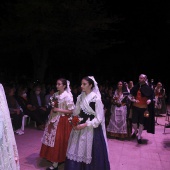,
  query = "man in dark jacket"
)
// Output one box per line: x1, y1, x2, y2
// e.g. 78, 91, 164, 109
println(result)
29, 84, 49, 129
130, 74, 155, 144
